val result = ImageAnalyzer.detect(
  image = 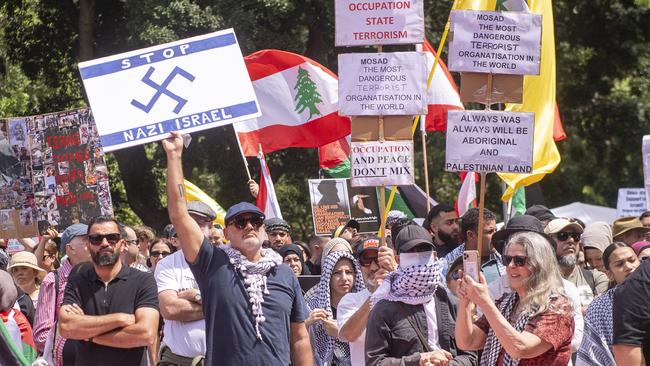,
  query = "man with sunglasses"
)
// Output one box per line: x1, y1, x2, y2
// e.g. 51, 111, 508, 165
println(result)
336, 236, 396, 366
545, 218, 609, 312
162, 132, 312, 366
59, 215, 159, 366
154, 200, 217, 365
